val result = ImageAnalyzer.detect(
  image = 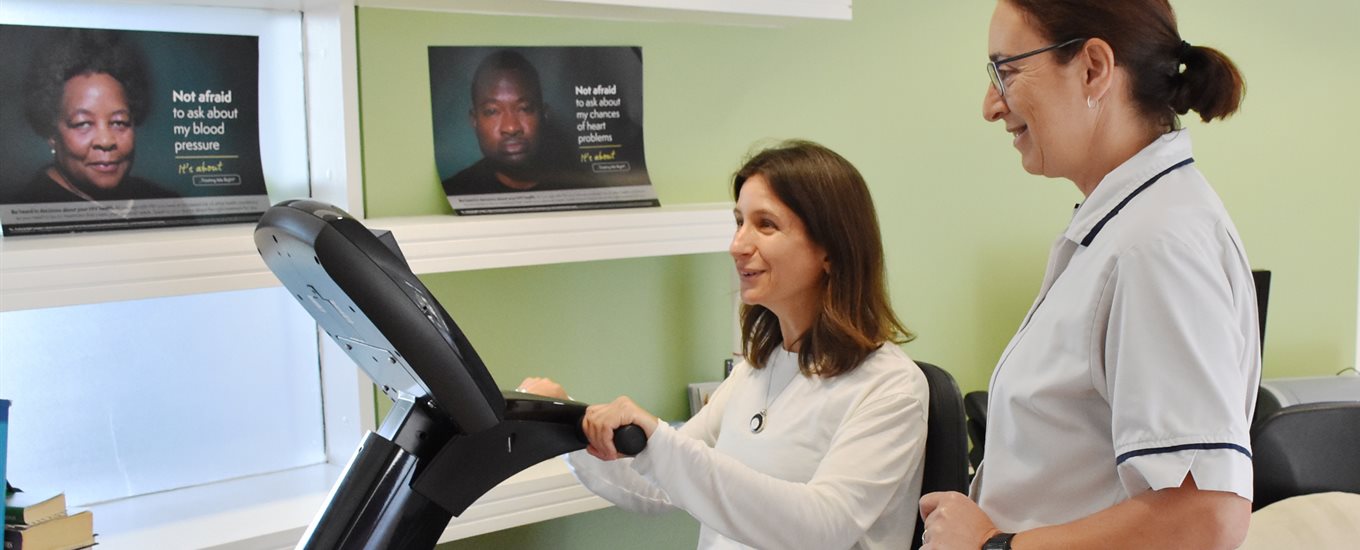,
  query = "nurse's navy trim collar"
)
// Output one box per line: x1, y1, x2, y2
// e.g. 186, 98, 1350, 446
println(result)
1116, 442, 1251, 465
1079, 158, 1195, 247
